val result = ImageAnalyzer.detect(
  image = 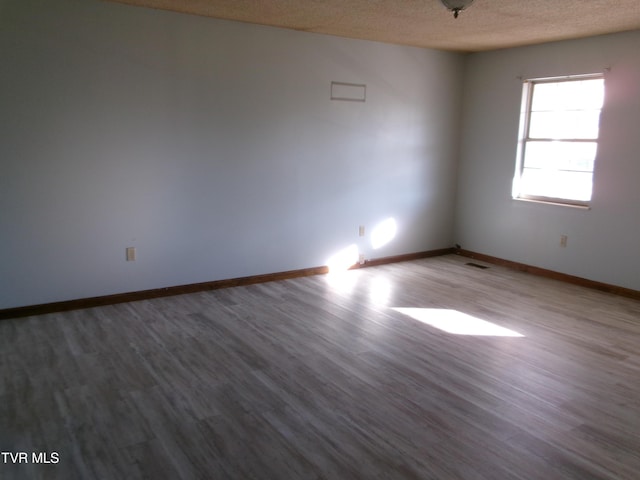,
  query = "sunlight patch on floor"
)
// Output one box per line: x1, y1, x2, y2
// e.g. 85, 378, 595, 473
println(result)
392, 308, 524, 337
